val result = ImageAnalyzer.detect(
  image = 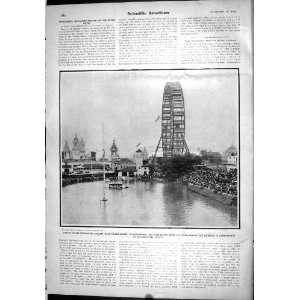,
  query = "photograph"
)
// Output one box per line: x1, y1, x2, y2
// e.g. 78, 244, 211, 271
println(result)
60, 69, 239, 228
